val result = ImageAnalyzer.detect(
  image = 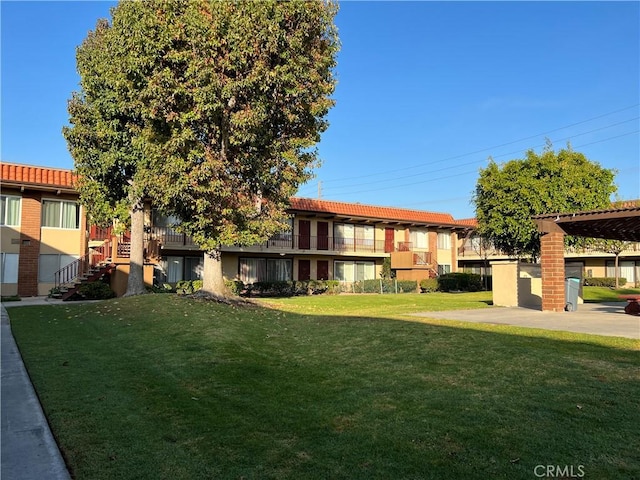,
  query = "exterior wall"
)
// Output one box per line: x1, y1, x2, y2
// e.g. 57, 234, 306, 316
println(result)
491, 261, 519, 307
18, 192, 42, 296
111, 264, 155, 297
